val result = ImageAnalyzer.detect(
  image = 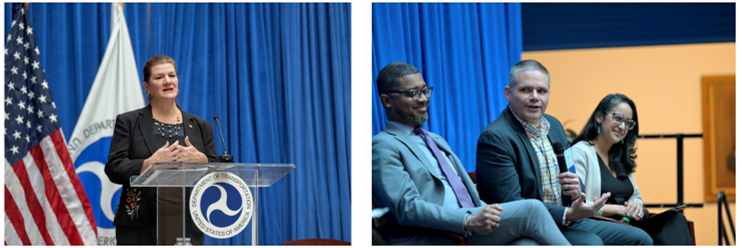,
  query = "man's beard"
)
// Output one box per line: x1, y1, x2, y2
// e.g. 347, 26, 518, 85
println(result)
392, 107, 428, 127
